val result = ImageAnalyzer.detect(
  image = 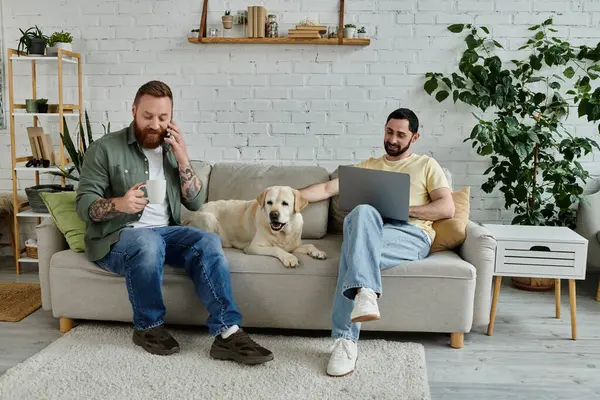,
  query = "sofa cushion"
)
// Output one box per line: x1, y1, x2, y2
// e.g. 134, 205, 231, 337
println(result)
206, 162, 331, 239
50, 234, 474, 280
327, 165, 454, 234
39, 191, 86, 252
430, 186, 471, 253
